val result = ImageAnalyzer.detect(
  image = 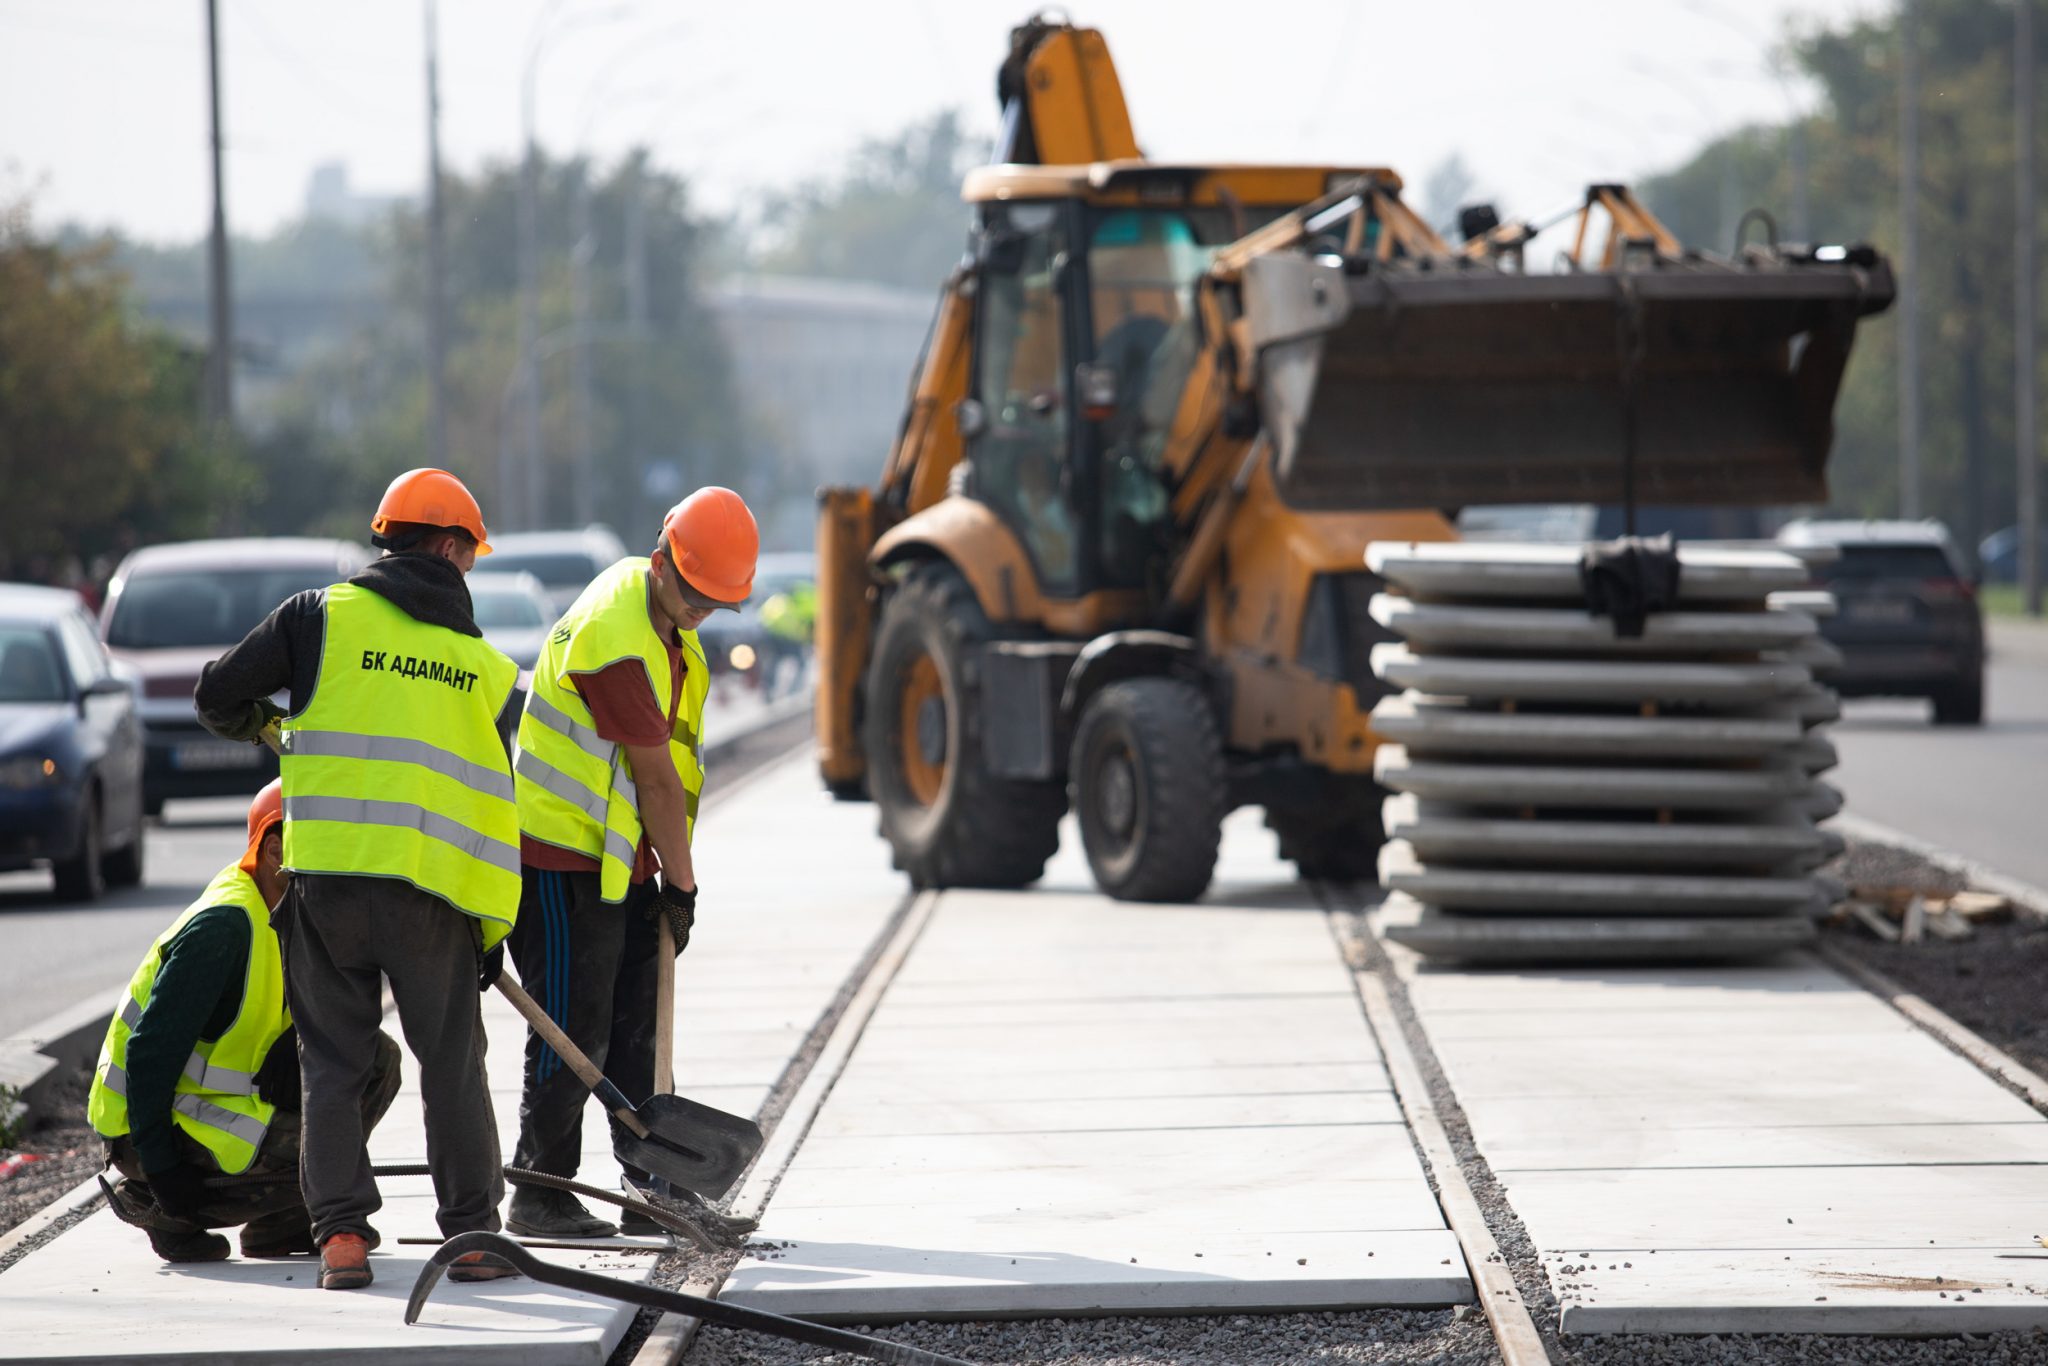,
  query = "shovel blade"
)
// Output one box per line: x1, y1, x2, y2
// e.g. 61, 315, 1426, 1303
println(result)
616, 1094, 763, 1199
